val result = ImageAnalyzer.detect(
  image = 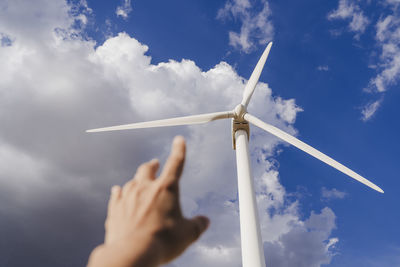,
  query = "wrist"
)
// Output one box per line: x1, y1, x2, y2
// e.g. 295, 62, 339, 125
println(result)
88, 235, 162, 267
